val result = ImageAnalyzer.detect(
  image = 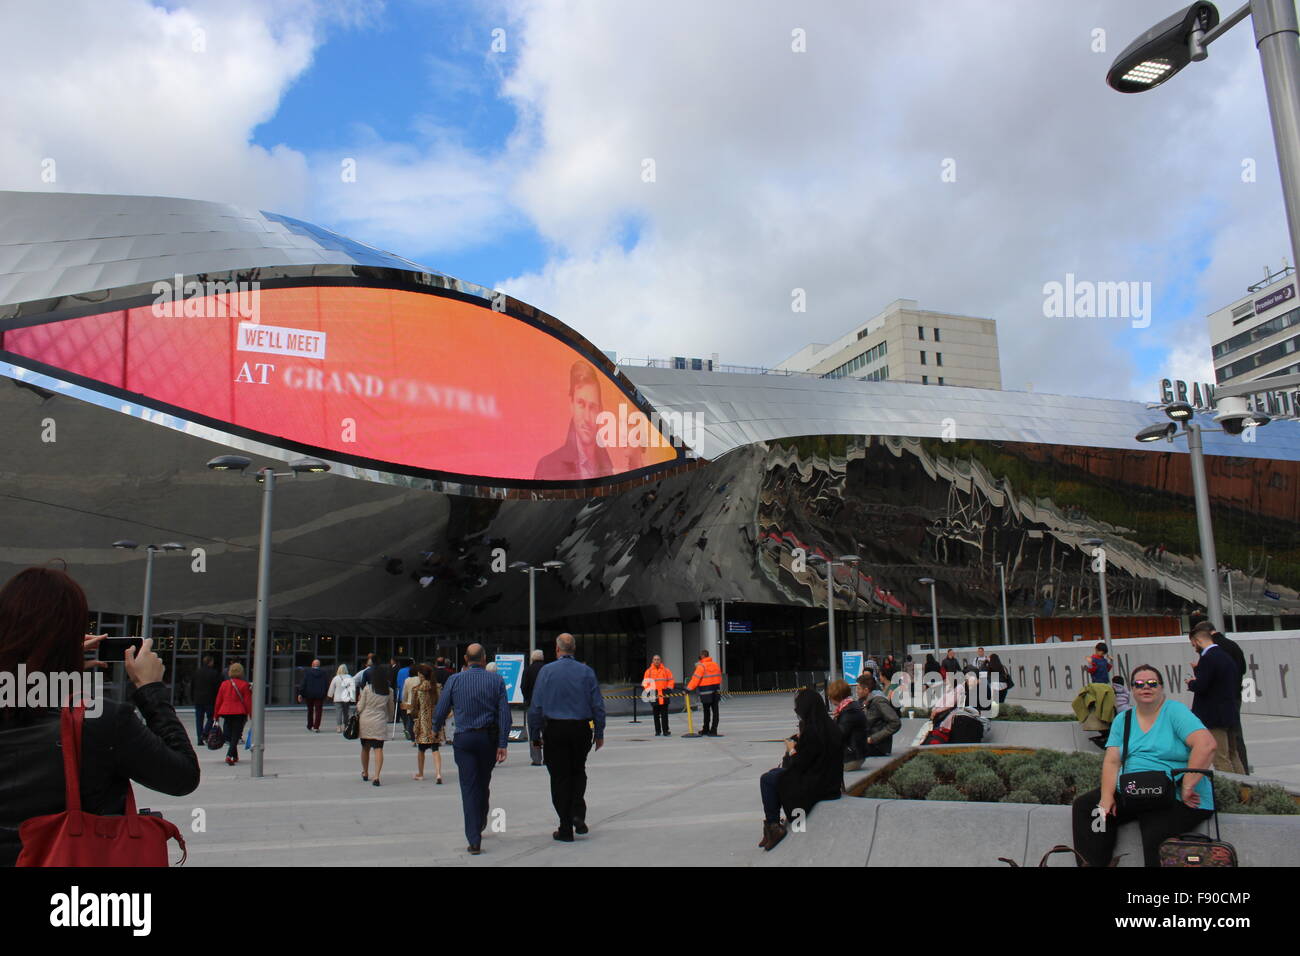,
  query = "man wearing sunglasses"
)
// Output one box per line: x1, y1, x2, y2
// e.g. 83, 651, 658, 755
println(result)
1071, 664, 1216, 867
